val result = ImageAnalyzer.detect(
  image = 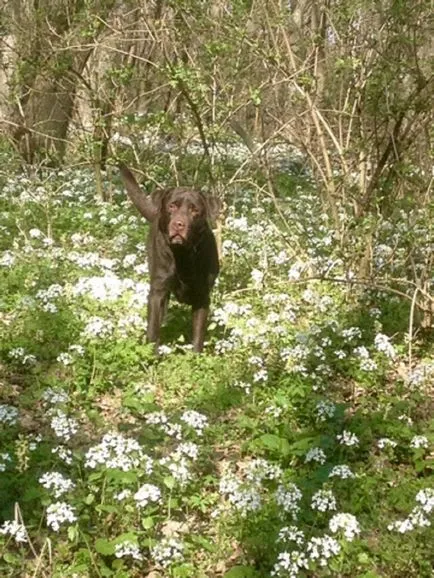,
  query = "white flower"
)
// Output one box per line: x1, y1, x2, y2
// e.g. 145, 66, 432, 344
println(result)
82, 316, 114, 339
311, 489, 337, 512
52, 445, 73, 465
388, 488, 434, 533
233, 380, 251, 394
316, 400, 336, 421
226, 216, 249, 232
277, 526, 305, 546
56, 352, 74, 366
29, 228, 43, 238
0, 452, 12, 472
253, 368, 268, 383
73, 274, 133, 302
305, 447, 327, 465
374, 333, 396, 359
377, 438, 397, 449
43, 388, 70, 405
8, 347, 36, 365
39, 471, 75, 498
354, 346, 369, 359
0, 404, 19, 425
245, 458, 282, 483
272, 550, 308, 577
410, 435, 429, 449
306, 535, 340, 566
275, 484, 302, 518
160, 455, 192, 487
145, 411, 168, 426
115, 540, 143, 560
50, 410, 78, 441
329, 513, 360, 541
175, 442, 199, 461
152, 538, 184, 568
415, 488, 434, 514
85, 432, 152, 473
122, 254, 137, 268
133, 262, 148, 275
134, 484, 161, 508
180, 410, 208, 436
251, 268, 264, 287
265, 405, 283, 418
46, 502, 77, 531
337, 430, 359, 447
0, 251, 15, 267
115, 489, 132, 501
329, 465, 355, 479
219, 473, 262, 516
0, 520, 27, 543
158, 344, 173, 355
388, 507, 430, 533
